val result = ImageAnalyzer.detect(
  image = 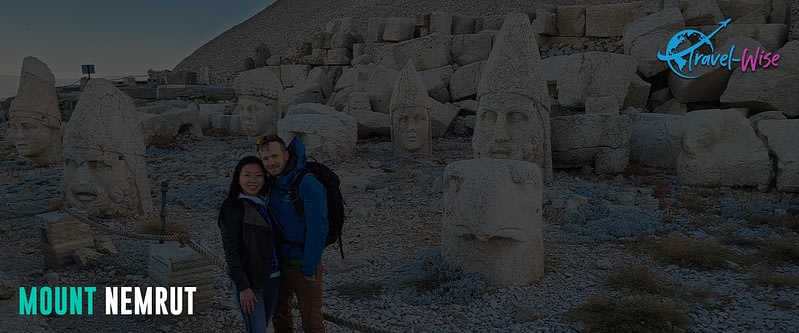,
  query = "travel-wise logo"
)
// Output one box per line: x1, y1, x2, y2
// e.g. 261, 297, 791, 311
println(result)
657, 19, 781, 79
